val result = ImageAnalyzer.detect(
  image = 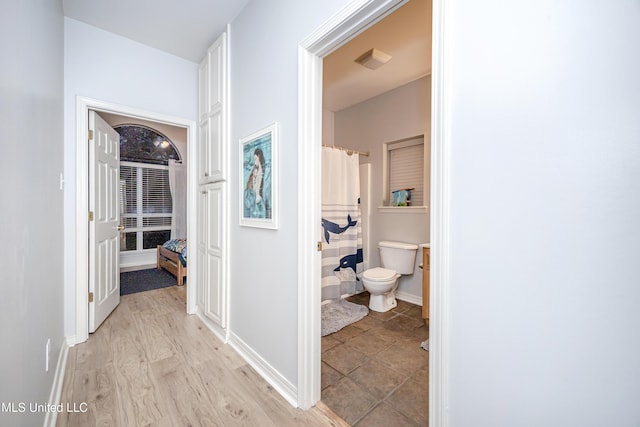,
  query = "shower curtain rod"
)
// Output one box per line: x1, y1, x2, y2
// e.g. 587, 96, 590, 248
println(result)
322, 144, 370, 157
